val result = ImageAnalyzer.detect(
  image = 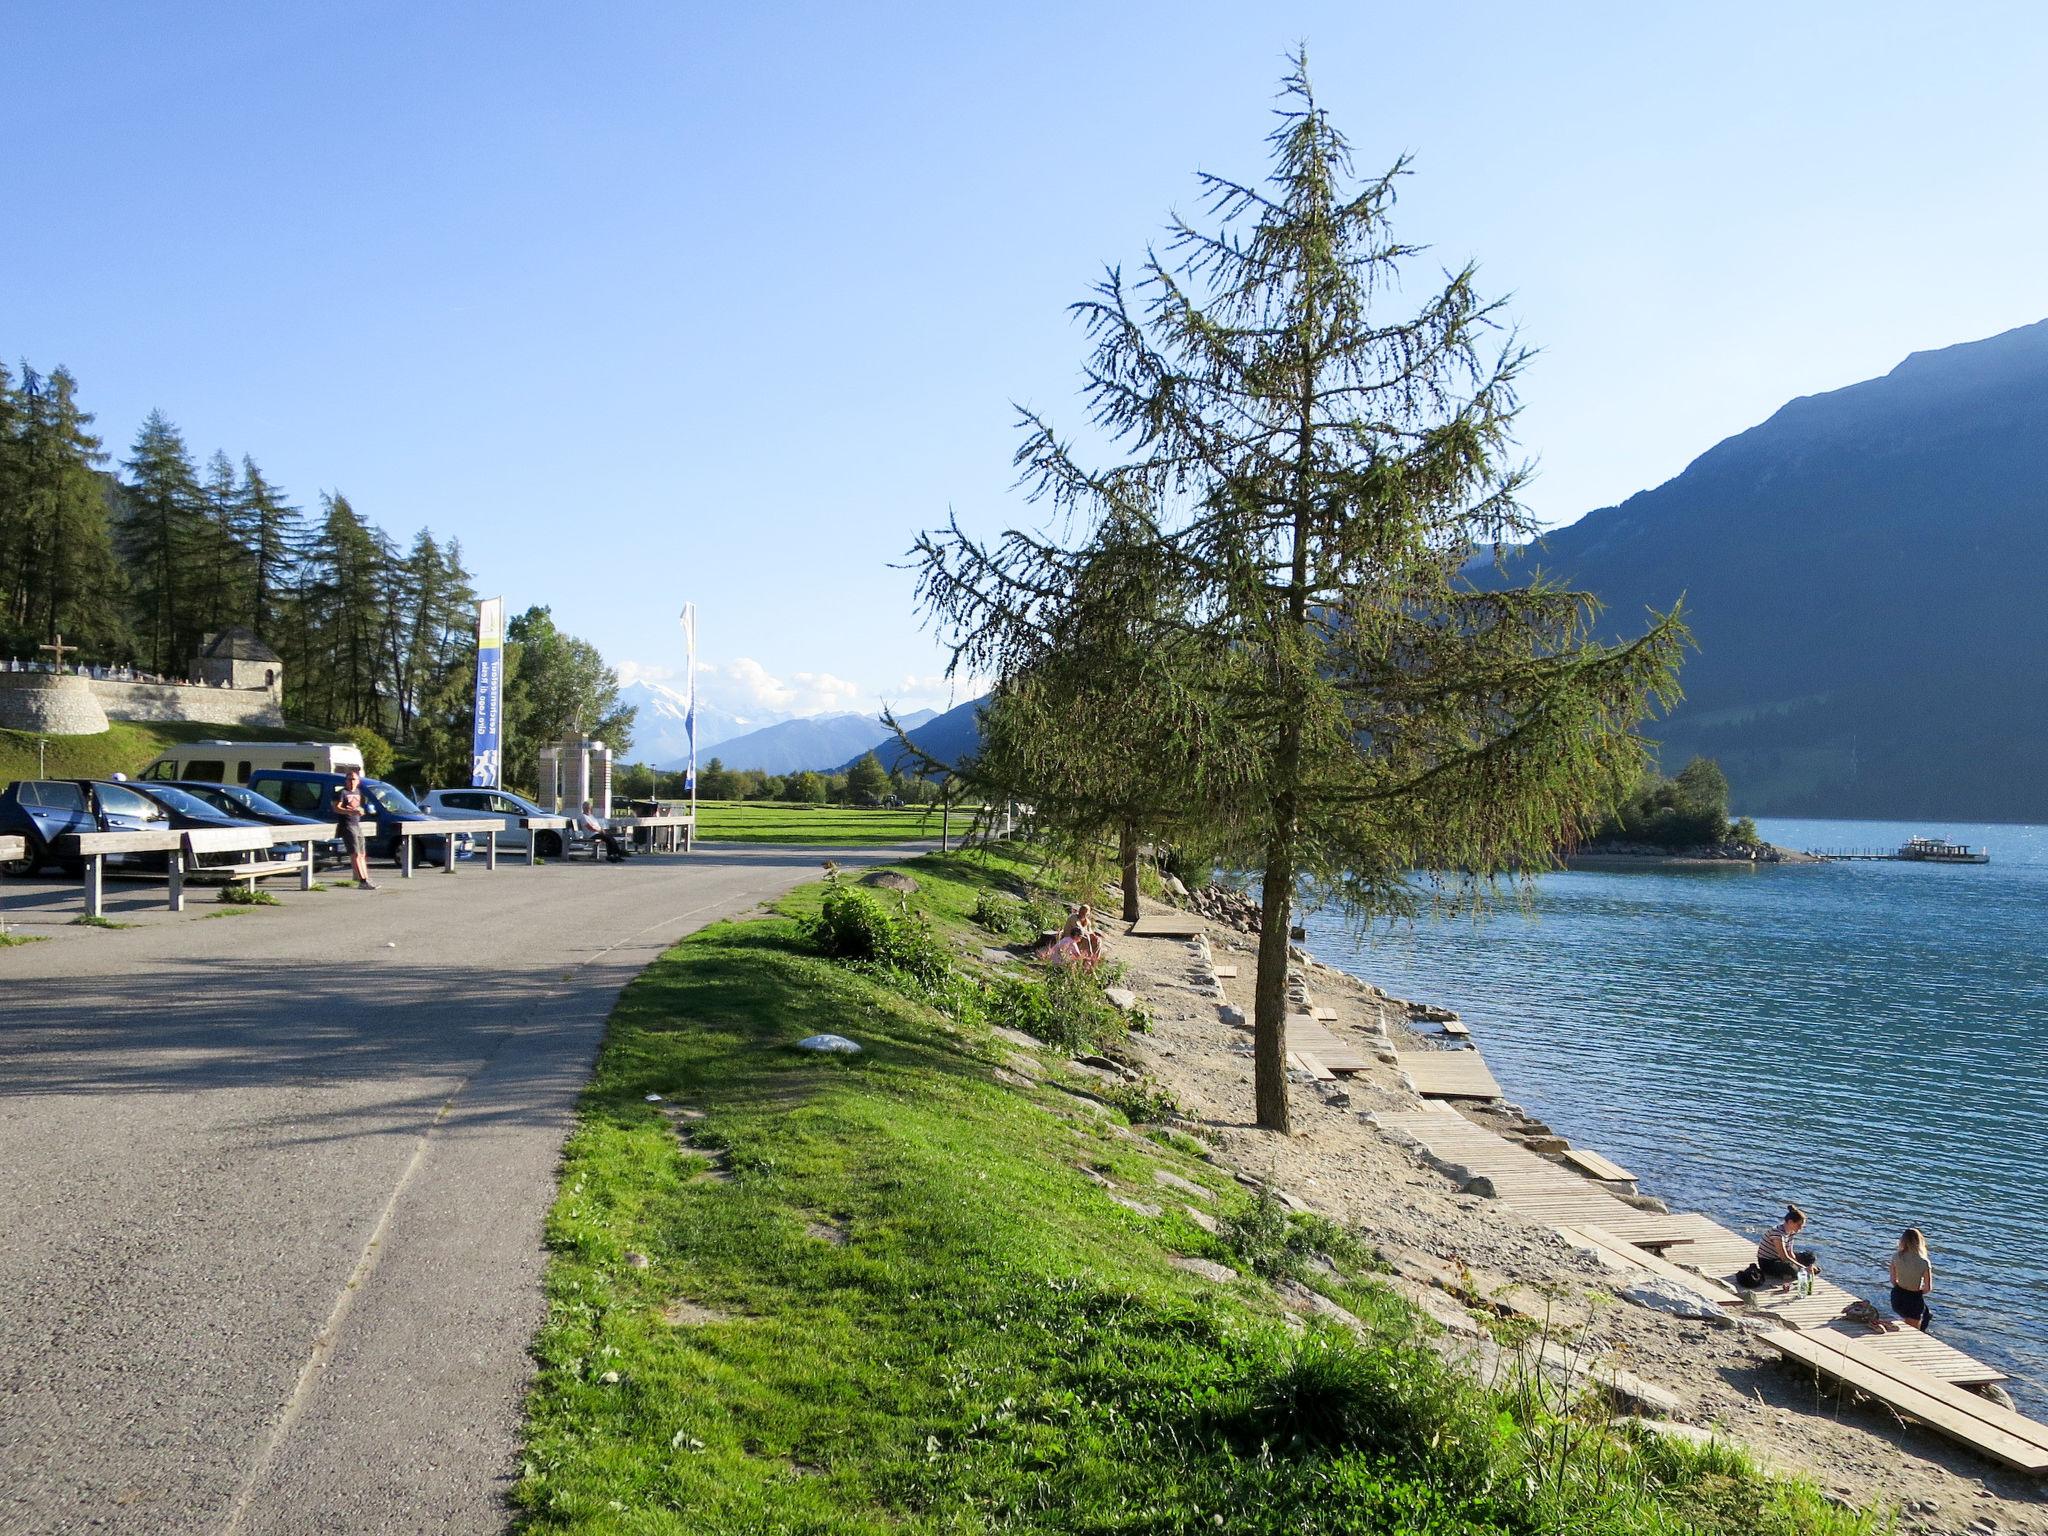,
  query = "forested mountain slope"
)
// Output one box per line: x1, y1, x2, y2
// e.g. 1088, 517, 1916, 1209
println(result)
1497, 319, 2048, 820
